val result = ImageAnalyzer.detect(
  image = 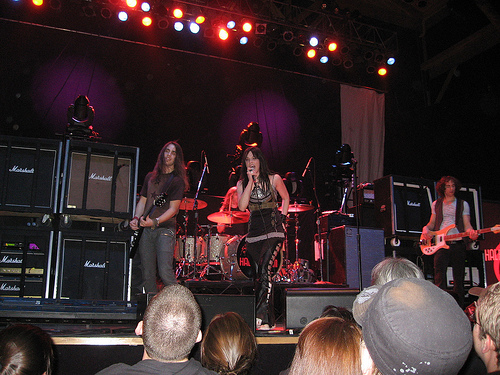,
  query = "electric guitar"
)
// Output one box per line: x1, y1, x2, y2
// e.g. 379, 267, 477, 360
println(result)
420, 224, 500, 255
129, 193, 168, 259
